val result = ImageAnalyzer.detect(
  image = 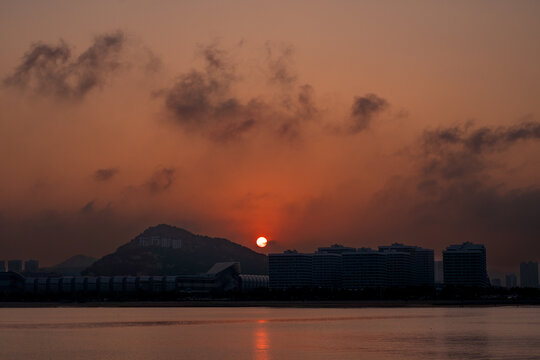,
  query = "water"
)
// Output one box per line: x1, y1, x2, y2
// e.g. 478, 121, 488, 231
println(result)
0, 306, 539, 359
